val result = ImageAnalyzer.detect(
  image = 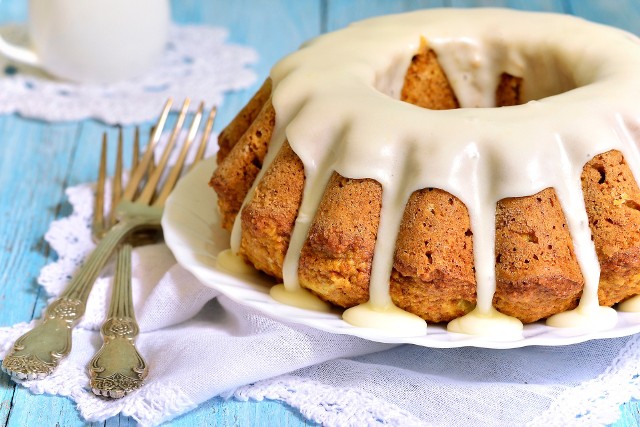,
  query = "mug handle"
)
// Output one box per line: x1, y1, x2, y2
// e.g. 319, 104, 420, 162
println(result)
0, 33, 39, 66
